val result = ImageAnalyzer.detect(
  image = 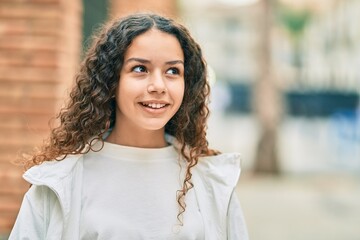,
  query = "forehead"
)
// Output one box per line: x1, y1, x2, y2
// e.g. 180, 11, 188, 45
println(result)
124, 29, 184, 61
